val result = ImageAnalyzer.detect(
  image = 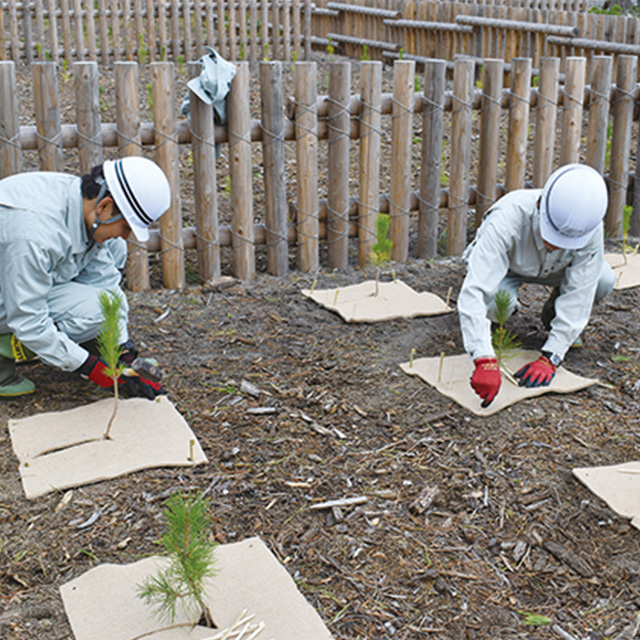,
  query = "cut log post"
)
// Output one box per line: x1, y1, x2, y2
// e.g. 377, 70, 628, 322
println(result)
418, 58, 445, 259
0, 61, 22, 178
586, 55, 612, 175
32, 62, 64, 171
294, 61, 319, 272
151, 62, 185, 289
475, 59, 503, 227
559, 56, 585, 166
505, 57, 532, 192
260, 61, 289, 276
533, 56, 559, 187
358, 61, 382, 267
74, 62, 103, 174
447, 57, 474, 256
327, 61, 351, 269
228, 62, 256, 280
389, 60, 415, 263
